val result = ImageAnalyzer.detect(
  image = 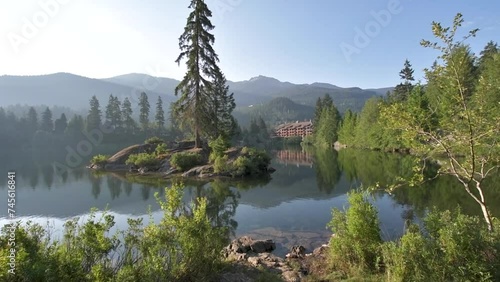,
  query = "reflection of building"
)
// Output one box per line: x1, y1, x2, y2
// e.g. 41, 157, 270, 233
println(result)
275, 121, 313, 138
275, 150, 313, 167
